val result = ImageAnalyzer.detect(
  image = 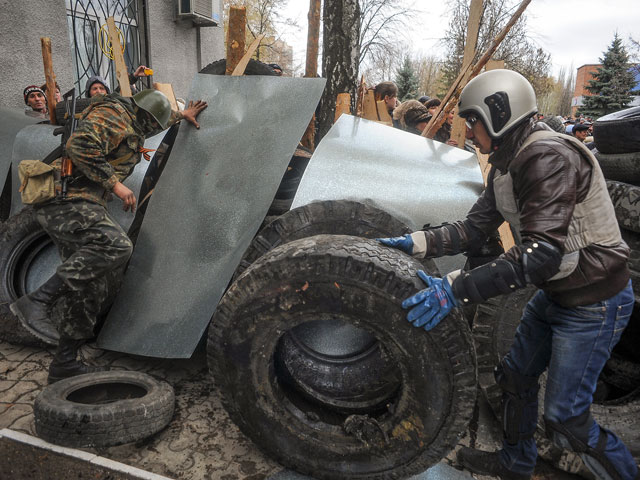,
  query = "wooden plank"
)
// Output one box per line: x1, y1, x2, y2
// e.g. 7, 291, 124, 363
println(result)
361, 90, 378, 121
40, 37, 57, 124
153, 82, 178, 111
226, 6, 246, 75
422, 0, 531, 139
335, 93, 351, 122
106, 17, 131, 96
301, 0, 322, 151
376, 100, 393, 125
450, 0, 483, 148
232, 34, 265, 76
